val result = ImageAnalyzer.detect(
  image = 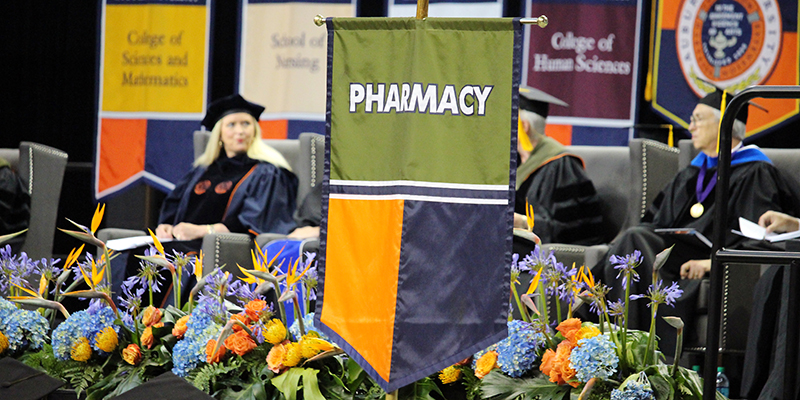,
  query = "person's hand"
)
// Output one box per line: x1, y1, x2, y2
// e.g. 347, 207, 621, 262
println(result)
680, 259, 711, 280
155, 224, 174, 239
758, 210, 800, 234
172, 223, 205, 241
287, 226, 320, 239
